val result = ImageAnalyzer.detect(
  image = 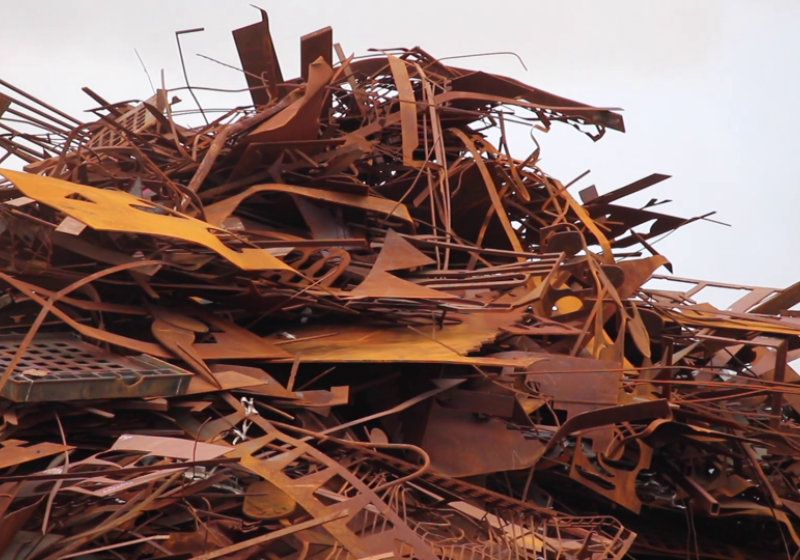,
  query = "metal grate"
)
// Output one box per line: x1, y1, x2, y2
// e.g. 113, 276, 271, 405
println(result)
88, 102, 154, 149
0, 334, 193, 402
